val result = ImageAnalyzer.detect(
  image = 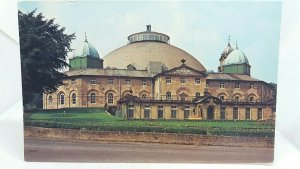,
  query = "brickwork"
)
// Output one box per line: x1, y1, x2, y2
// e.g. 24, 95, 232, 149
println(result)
43, 76, 152, 109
